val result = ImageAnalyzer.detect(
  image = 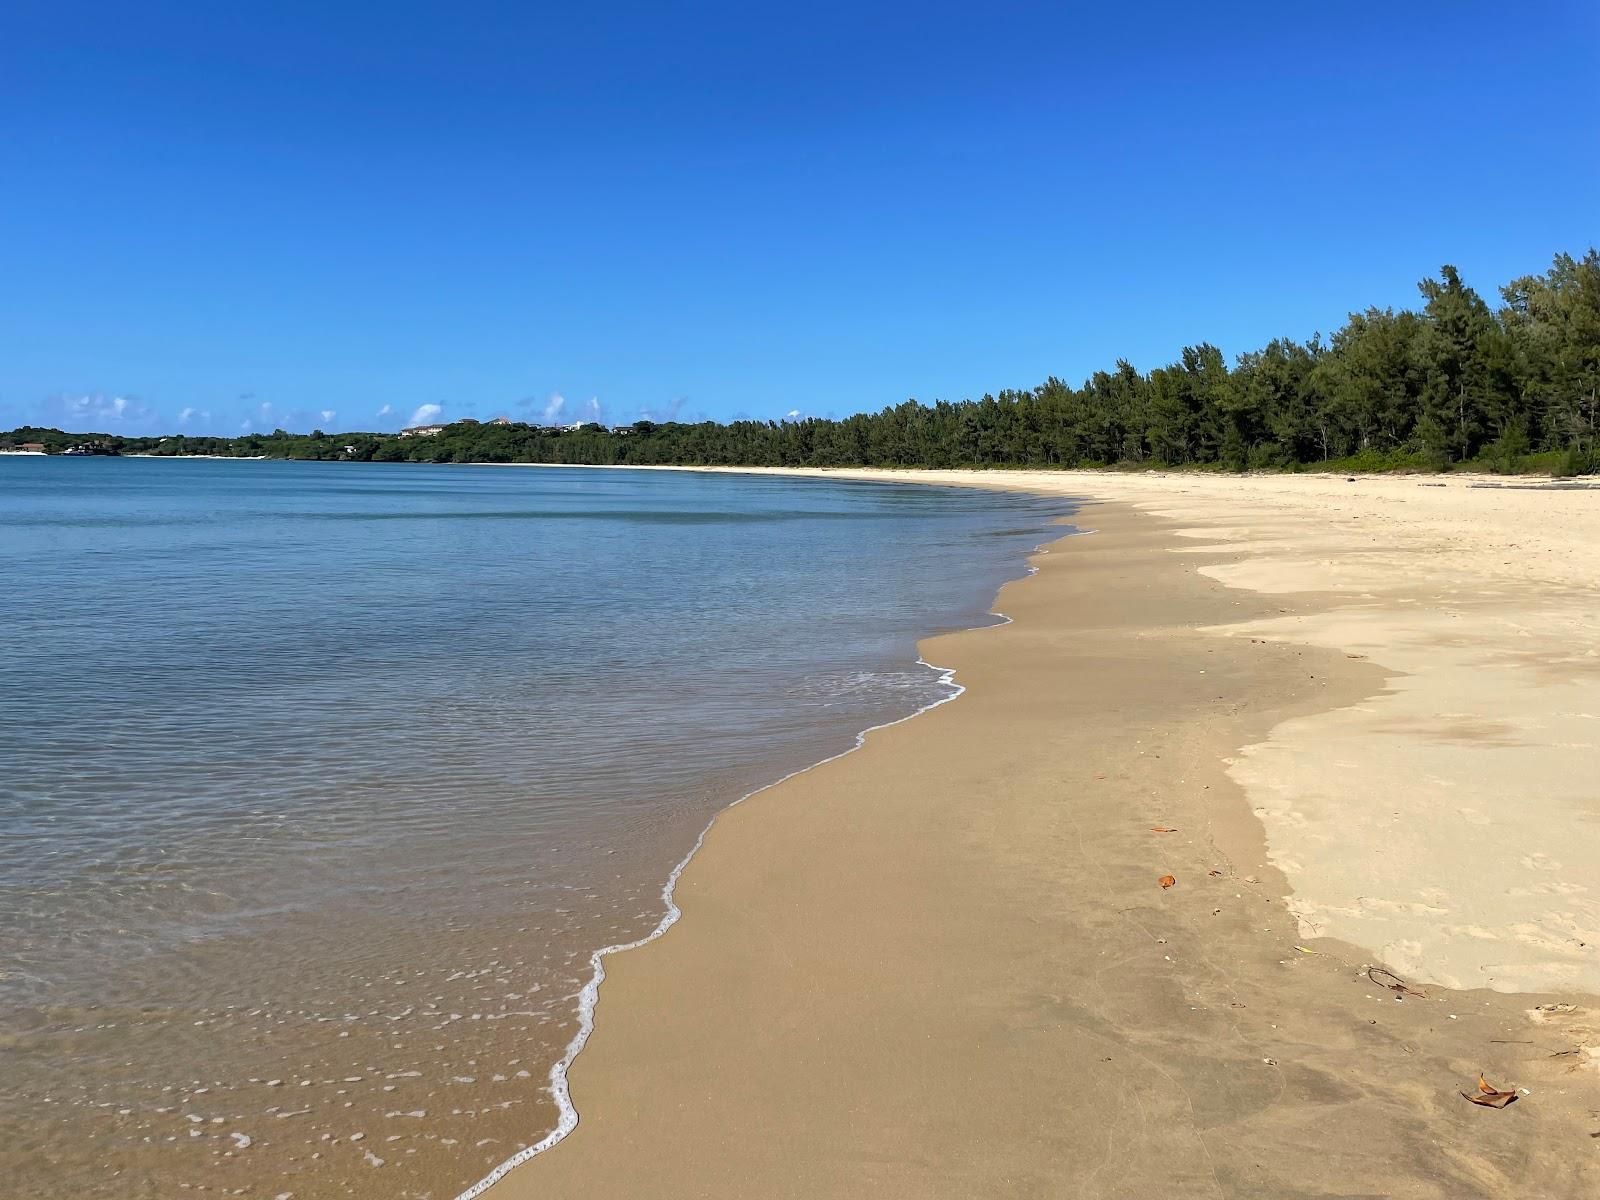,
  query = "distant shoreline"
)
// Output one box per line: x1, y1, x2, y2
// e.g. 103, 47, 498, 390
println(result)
30, 451, 1600, 489
124, 452, 271, 460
